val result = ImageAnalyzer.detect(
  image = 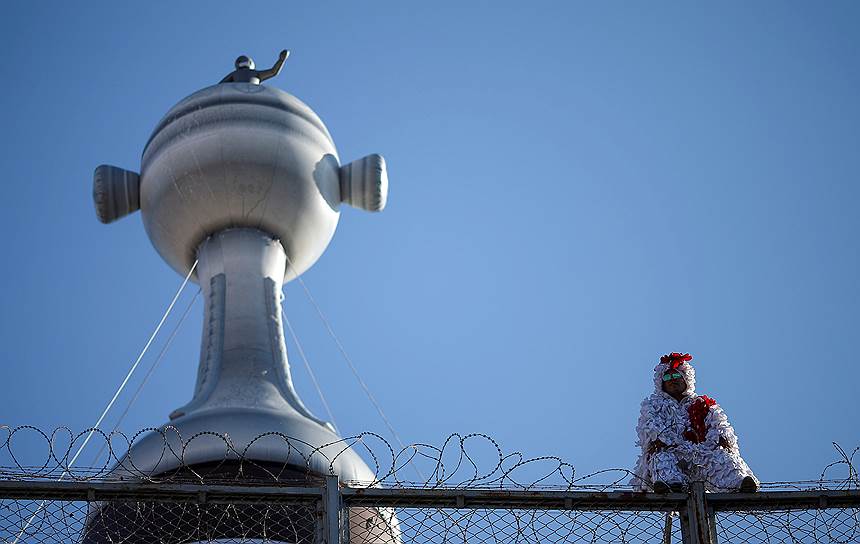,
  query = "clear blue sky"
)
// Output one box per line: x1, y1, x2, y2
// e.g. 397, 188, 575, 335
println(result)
1, 2, 858, 483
